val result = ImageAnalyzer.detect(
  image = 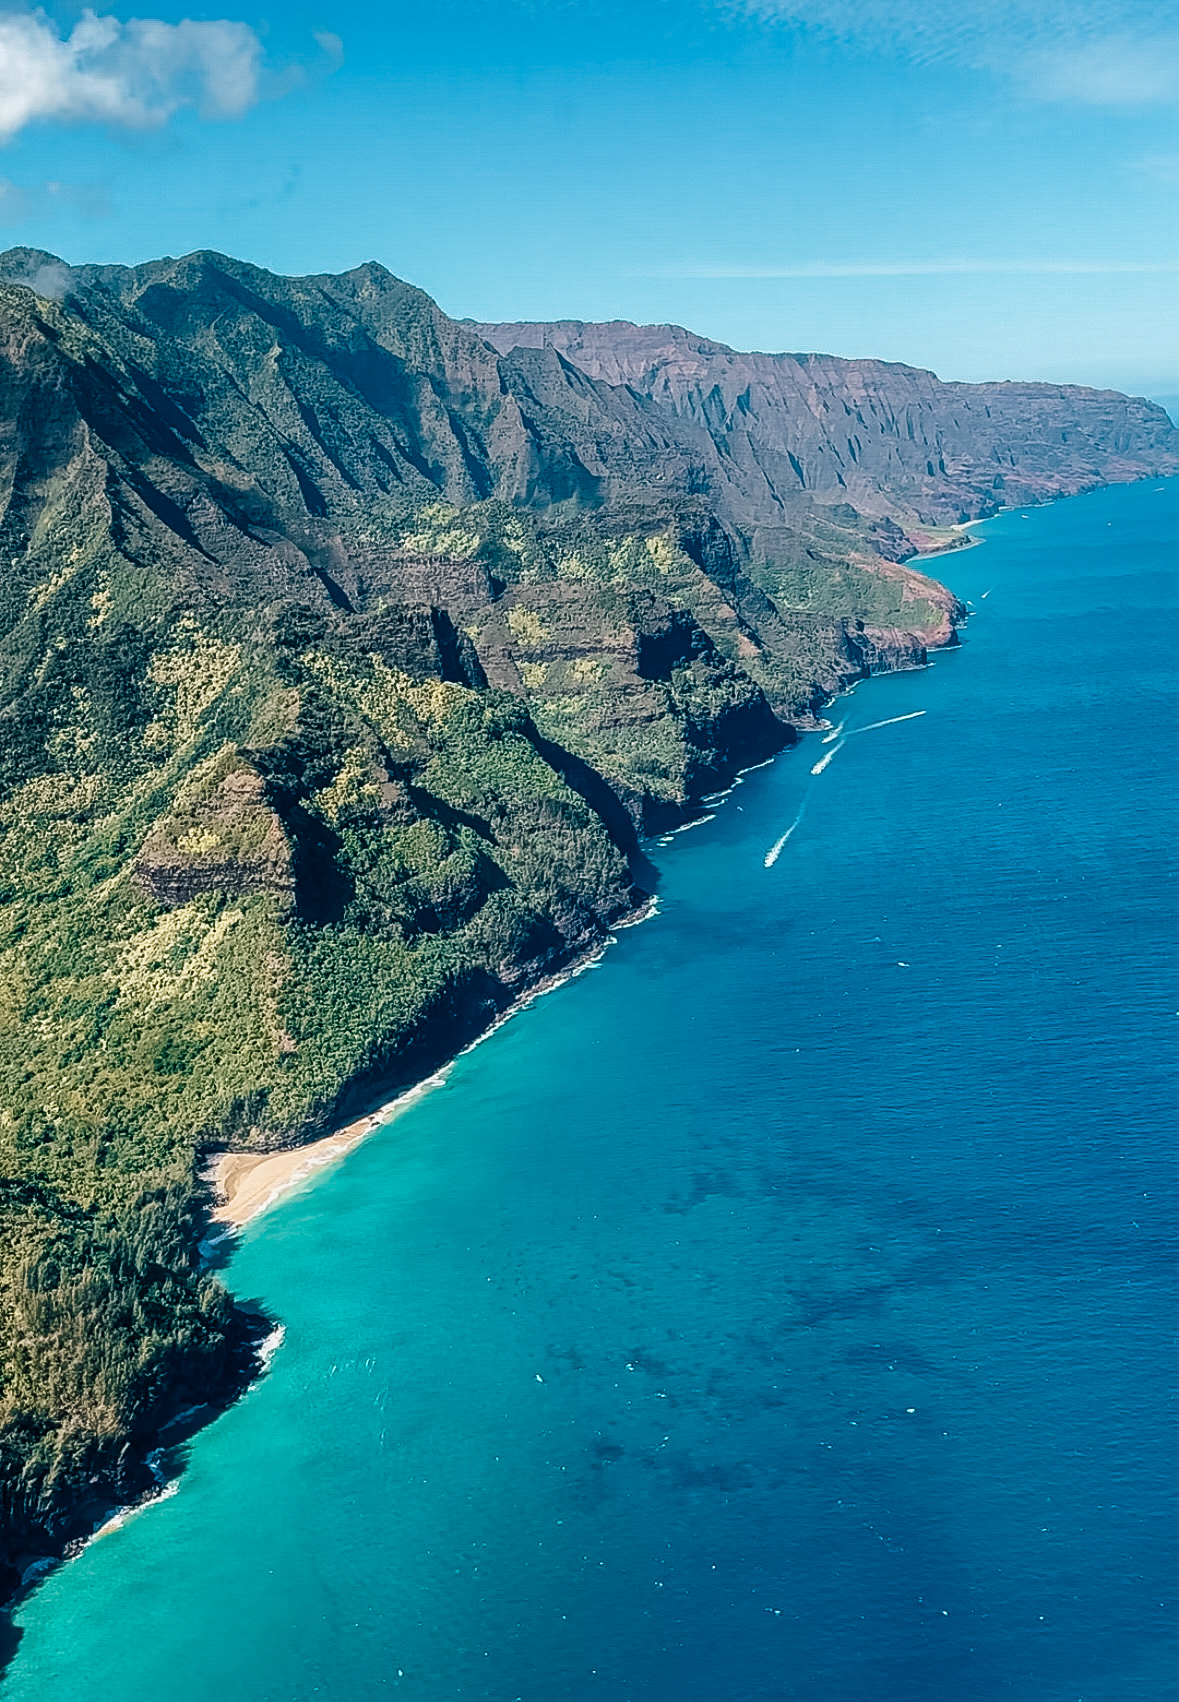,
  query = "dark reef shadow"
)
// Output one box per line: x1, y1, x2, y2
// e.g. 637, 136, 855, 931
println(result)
0, 1614, 22, 1679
